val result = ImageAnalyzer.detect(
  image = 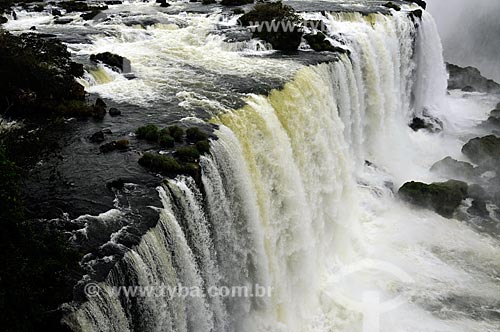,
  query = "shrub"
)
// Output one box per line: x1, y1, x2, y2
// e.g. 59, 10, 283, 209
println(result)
136, 124, 159, 141
167, 125, 184, 142
186, 127, 208, 142
138, 153, 182, 175
196, 140, 210, 154
174, 146, 200, 162
158, 133, 175, 148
